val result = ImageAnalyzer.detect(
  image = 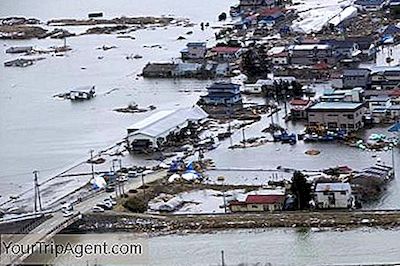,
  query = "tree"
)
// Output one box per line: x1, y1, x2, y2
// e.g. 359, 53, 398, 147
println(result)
291, 171, 312, 210
123, 196, 147, 213
240, 48, 269, 80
